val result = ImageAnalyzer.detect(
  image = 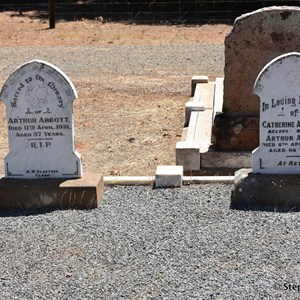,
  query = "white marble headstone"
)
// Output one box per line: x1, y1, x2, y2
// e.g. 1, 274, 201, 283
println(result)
253, 52, 300, 174
0, 60, 82, 178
